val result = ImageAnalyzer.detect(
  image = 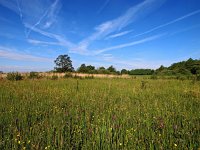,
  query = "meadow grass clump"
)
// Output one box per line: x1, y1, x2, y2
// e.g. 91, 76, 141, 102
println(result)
0, 78, 199, 149
28, 72, 41, 79
6, 72, 23, 81
63, 72, 73, 78
51, 75, 58, 80
84, 75, 94, 79
197, 74, 200, 81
